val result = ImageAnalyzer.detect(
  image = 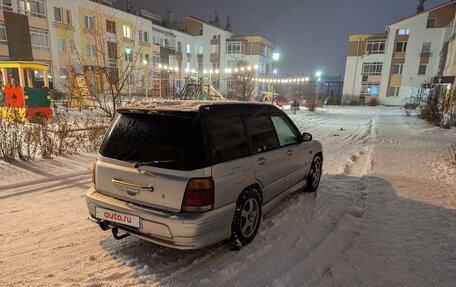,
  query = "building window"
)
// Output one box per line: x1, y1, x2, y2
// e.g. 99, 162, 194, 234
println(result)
164, 36, 175, 49
0, 0, 13, 11
198, 46, 203, 54
57, 37, 66, 52
366, 40, 386, 54
227, 42, 242, 54
258, 63, 266, 74
396, 41, 407, 53
388, 86, 400, 97
125, 49, 132, 62
0, 22, 7, 44
426, 18, 436, 28
54, 7, 62, 22
122, 25, 131, 38
18, 0, 46, 19
153, 32, 163, 45
398, 29, 410, 35
65, 10, 72, 25
106, 20, 116, 33
362, 62, 383, 75
198, 28, 203, 36
393, 64, 404, 75
143, 31, 148, 42
186, 43, 191, 53
152, 53, 160, 64
87, 43, 96, 57
360, 84, 379, 96
418, 64, 427, 75
212, 62, 220, 70
422, 42, 431, 53
30, 28, 49, 50
212, 44, 219, 53
260, 45, 268, 57
70, 40, 76, 53
84, 15, 94, 29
